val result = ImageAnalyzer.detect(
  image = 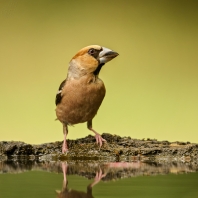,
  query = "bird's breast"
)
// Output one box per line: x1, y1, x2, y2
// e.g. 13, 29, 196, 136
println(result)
56, 76, 106, 125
